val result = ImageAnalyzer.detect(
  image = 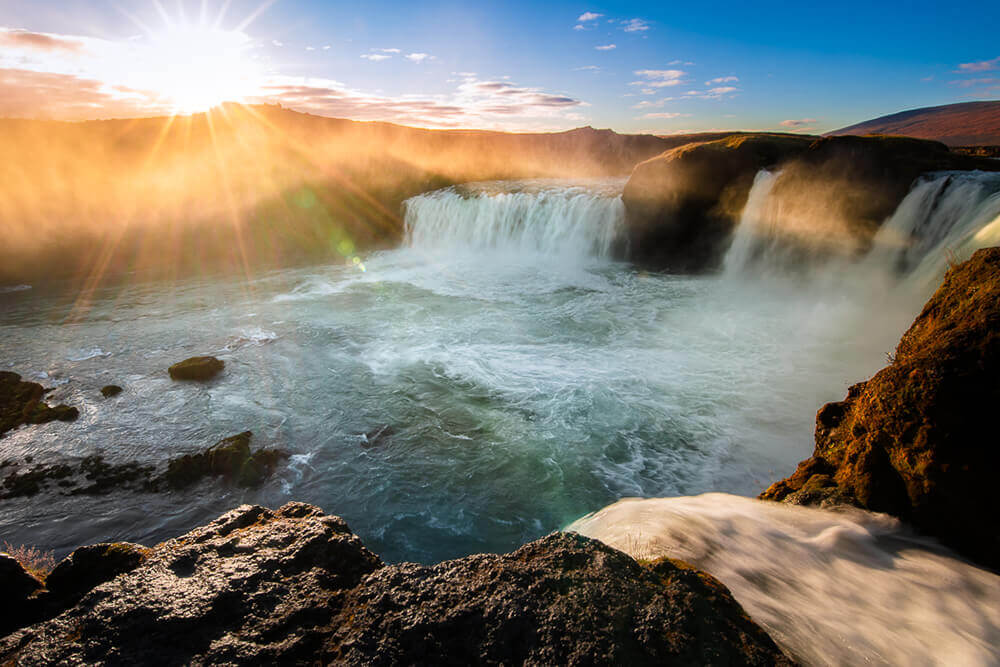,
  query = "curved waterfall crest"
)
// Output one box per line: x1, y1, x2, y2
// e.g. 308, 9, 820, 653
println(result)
403, 181, 625, 259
